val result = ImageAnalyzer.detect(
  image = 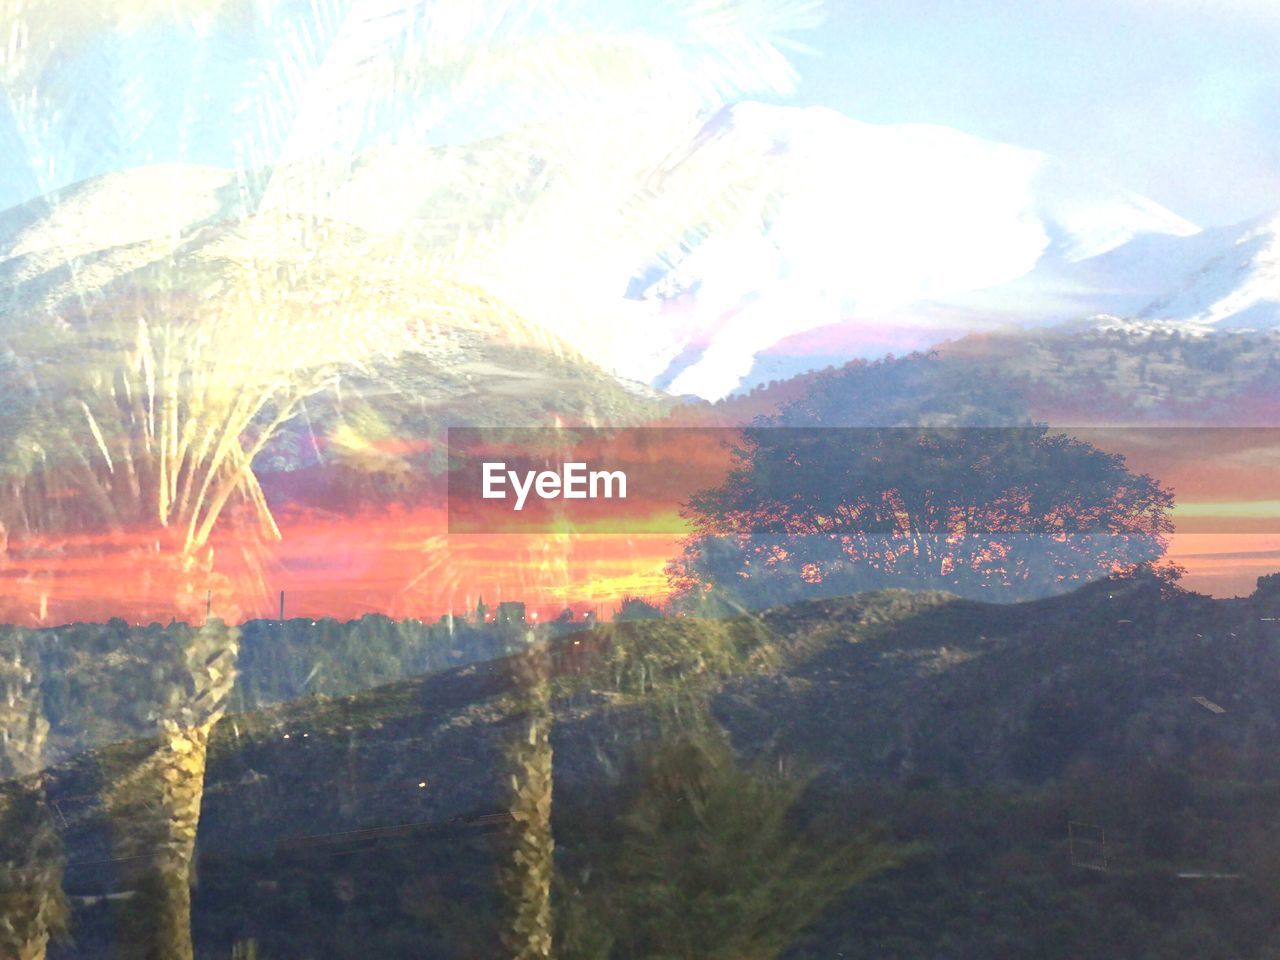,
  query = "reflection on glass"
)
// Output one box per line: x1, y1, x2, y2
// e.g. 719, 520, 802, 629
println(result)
0, 0, 1278, 957
0, 630, 67, 960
